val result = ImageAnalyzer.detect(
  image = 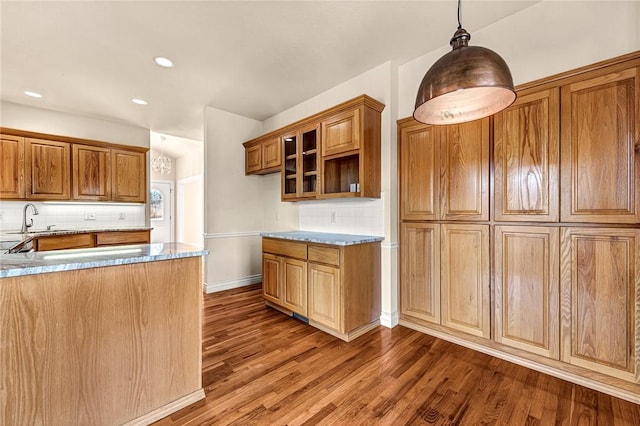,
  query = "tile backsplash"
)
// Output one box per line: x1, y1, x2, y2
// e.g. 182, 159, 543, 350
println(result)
0, 201, 146, 232
298, 196, 384, 237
